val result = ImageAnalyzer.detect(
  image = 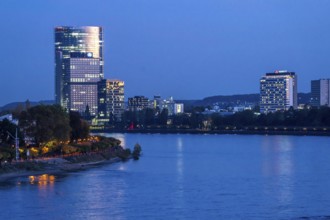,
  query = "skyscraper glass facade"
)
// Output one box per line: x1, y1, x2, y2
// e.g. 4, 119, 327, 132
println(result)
55, 26, 103, 115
